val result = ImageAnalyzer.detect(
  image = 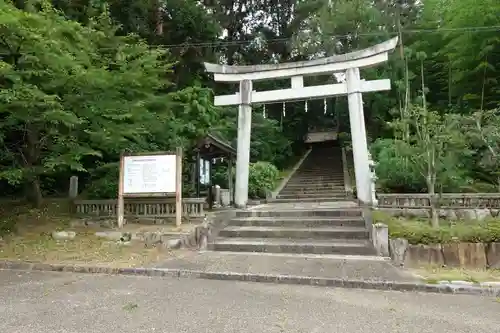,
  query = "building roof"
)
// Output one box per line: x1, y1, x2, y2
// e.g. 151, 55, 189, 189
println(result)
195, 132, 236, 159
